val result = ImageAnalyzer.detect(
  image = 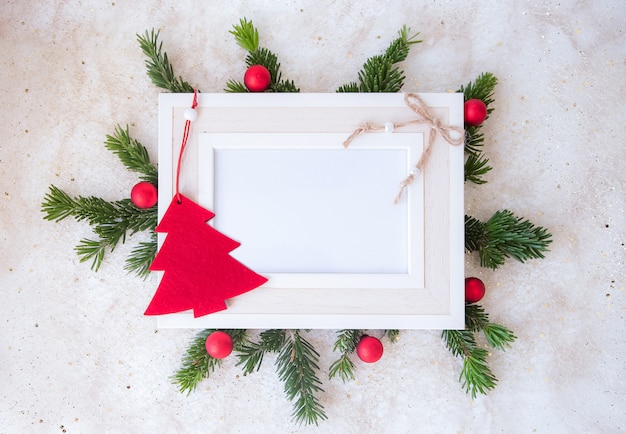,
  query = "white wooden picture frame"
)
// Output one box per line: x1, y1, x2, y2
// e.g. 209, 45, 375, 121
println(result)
156, 93, 464, 329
